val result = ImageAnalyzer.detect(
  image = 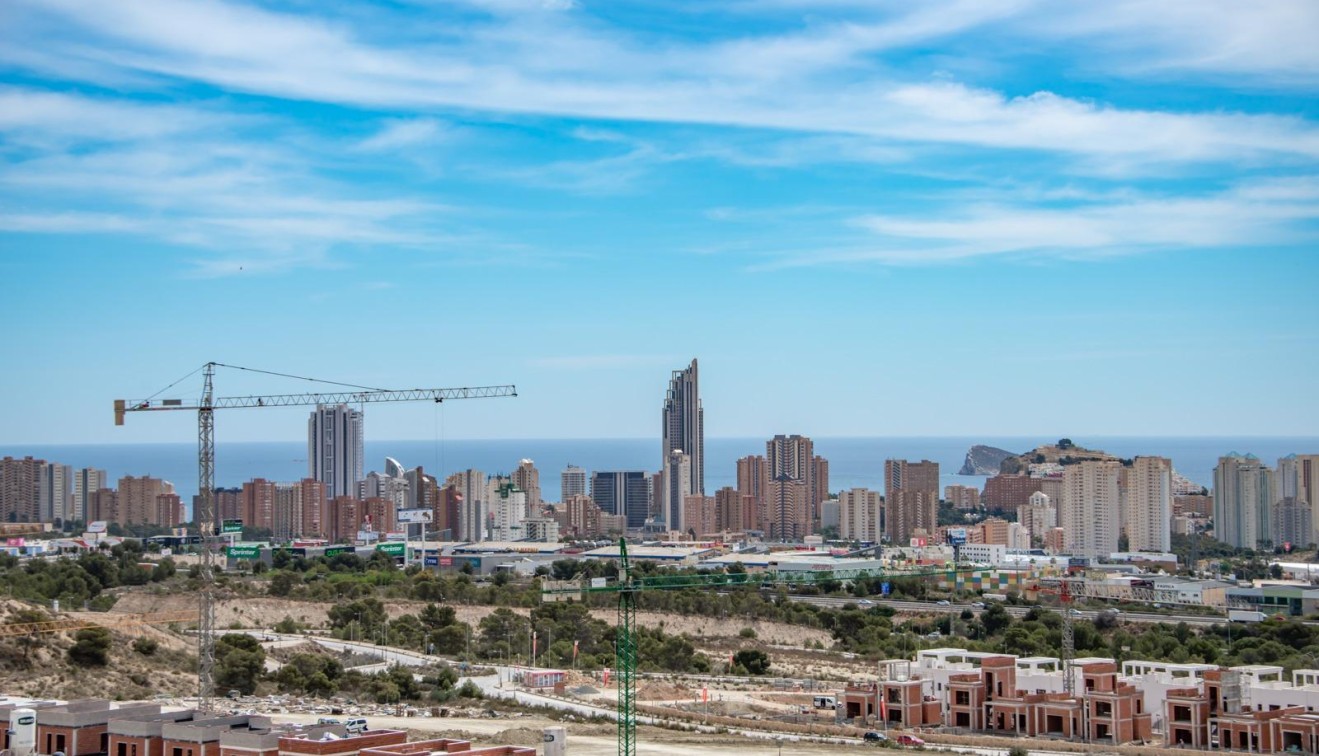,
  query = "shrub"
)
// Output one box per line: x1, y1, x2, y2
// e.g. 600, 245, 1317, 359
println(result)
739, 627, 757, 639
132, 637, 159, 656
68, 627, 112, 666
